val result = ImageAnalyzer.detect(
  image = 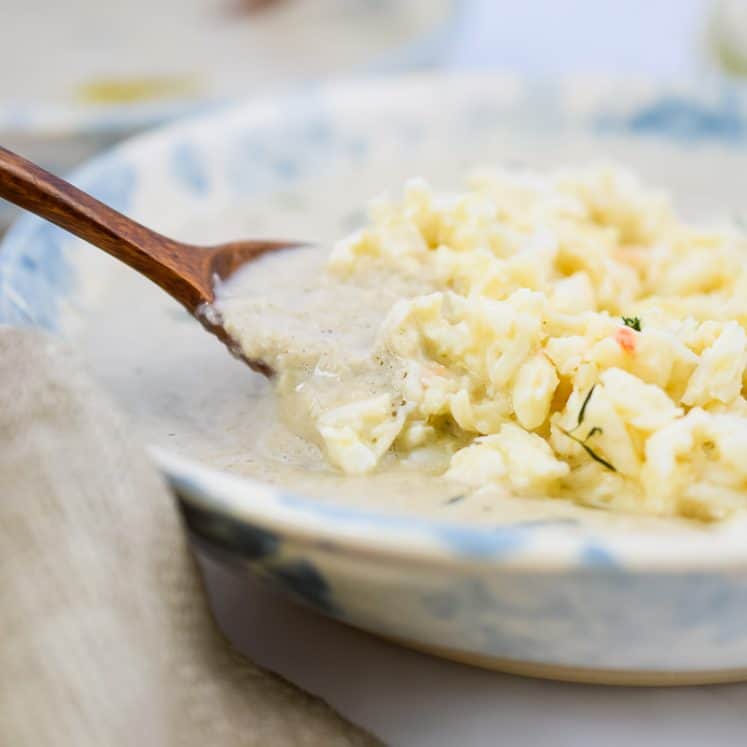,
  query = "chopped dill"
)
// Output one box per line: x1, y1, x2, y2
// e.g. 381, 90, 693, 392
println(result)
560, 387, 613, 469
559, 423, 616, 472
576, 385, 595, 427
444, 495, 466, 506
578, 441, 617, 471
621, 316, 642, 331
